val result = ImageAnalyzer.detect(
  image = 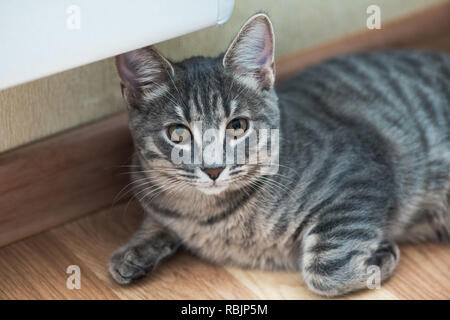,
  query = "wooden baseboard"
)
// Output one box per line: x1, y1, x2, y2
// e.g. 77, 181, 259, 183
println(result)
1, 2, 449, 247
0, 114, 133, 247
